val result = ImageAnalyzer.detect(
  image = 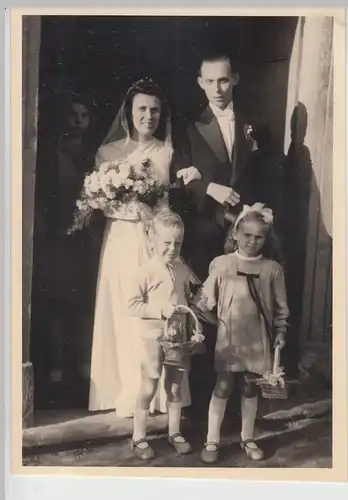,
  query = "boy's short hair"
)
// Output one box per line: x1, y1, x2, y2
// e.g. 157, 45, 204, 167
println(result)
151, 209, 185, 234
